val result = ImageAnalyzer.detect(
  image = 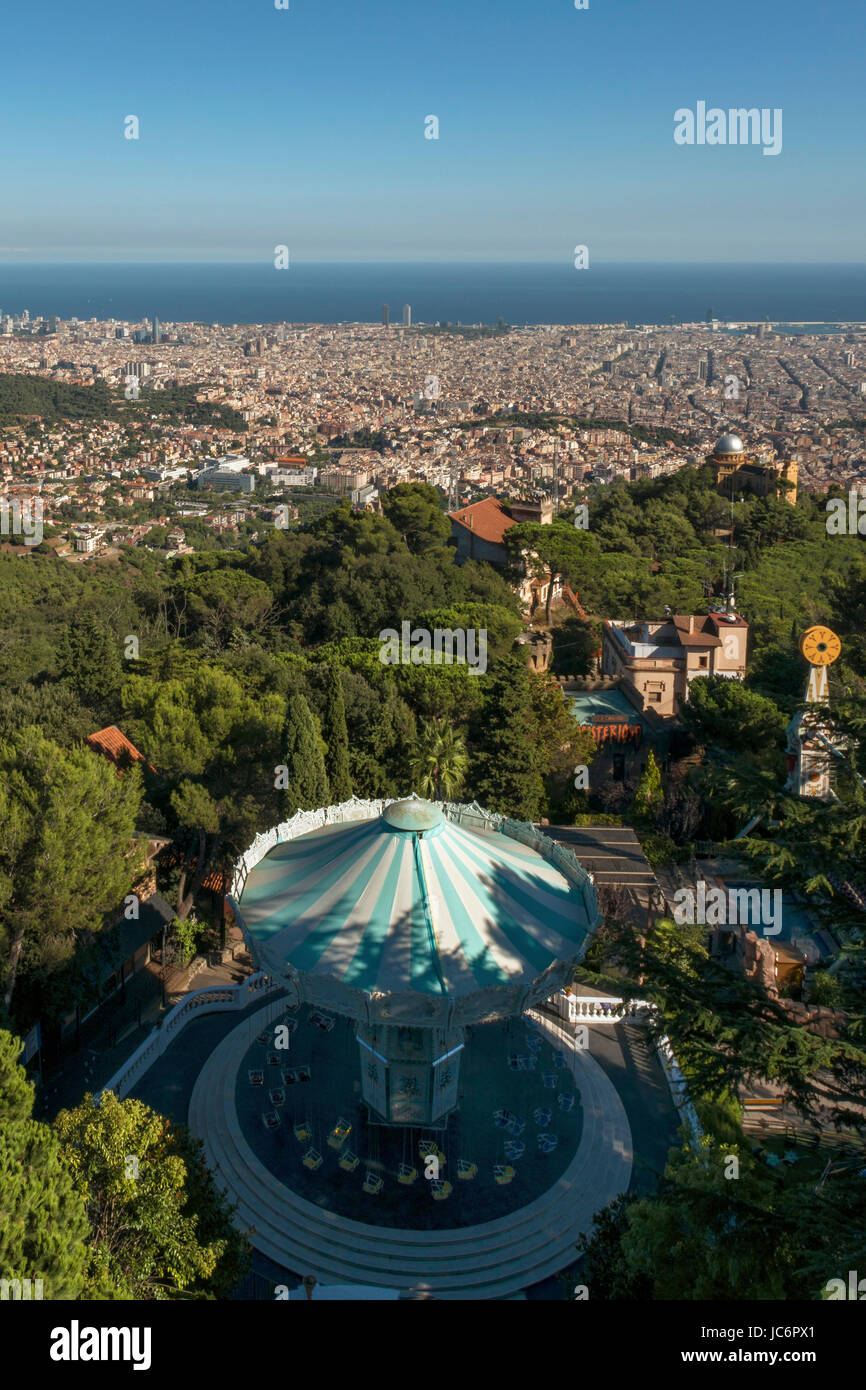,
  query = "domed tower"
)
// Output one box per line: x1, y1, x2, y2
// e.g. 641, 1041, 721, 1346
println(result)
231, 796, 601, 1128
709, 432, 798, 504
